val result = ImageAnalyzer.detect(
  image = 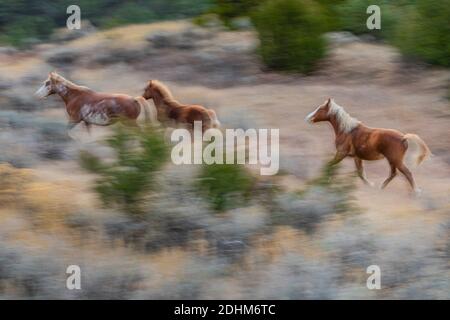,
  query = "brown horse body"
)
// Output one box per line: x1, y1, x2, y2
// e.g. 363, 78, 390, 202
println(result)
142, 80, 220, 132
306, 98, 431, 193
35, 72, 157, 131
